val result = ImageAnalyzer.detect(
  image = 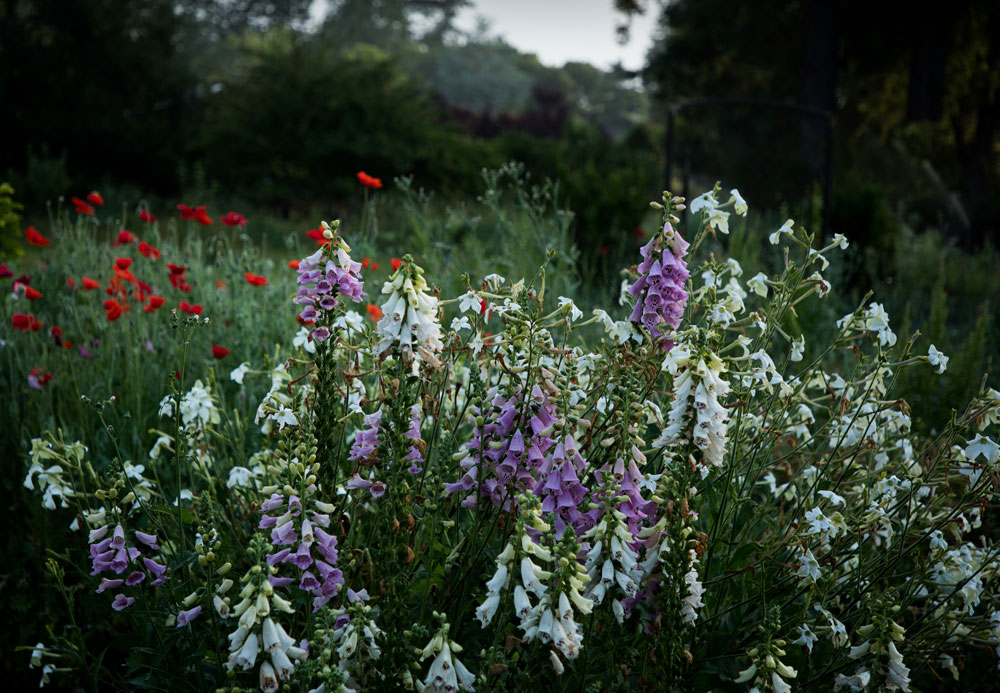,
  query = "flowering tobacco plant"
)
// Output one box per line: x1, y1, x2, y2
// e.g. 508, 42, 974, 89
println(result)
16, 187, 1000, 693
